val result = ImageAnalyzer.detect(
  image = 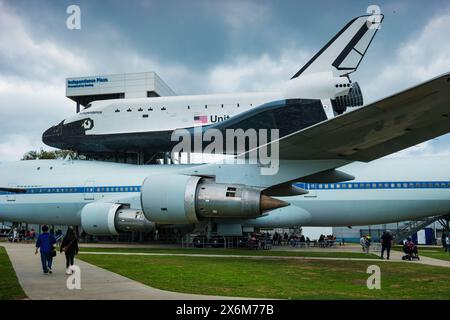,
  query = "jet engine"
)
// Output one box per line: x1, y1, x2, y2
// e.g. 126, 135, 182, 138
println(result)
140, 174, 289, 224
80, 202, 155, 236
